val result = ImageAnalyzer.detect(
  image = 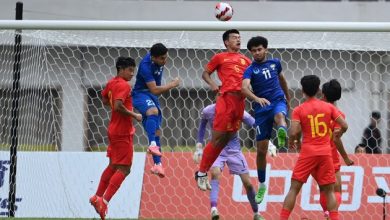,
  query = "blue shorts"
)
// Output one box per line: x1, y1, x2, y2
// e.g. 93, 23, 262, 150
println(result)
132, 92, 162, 128
254, 99, 287, 141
